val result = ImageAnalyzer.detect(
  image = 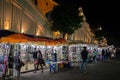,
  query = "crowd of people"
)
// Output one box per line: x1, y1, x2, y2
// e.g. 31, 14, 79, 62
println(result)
80, 46, 120, 73
24, 46, 120, 74
12, 46, 120, 76
87, 47, 120, 63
